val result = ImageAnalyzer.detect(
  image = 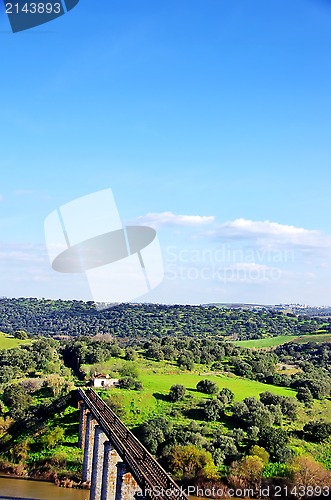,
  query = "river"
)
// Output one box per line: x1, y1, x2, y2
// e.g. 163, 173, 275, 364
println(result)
0, 477, 248, 500
0, 476, 88, 500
